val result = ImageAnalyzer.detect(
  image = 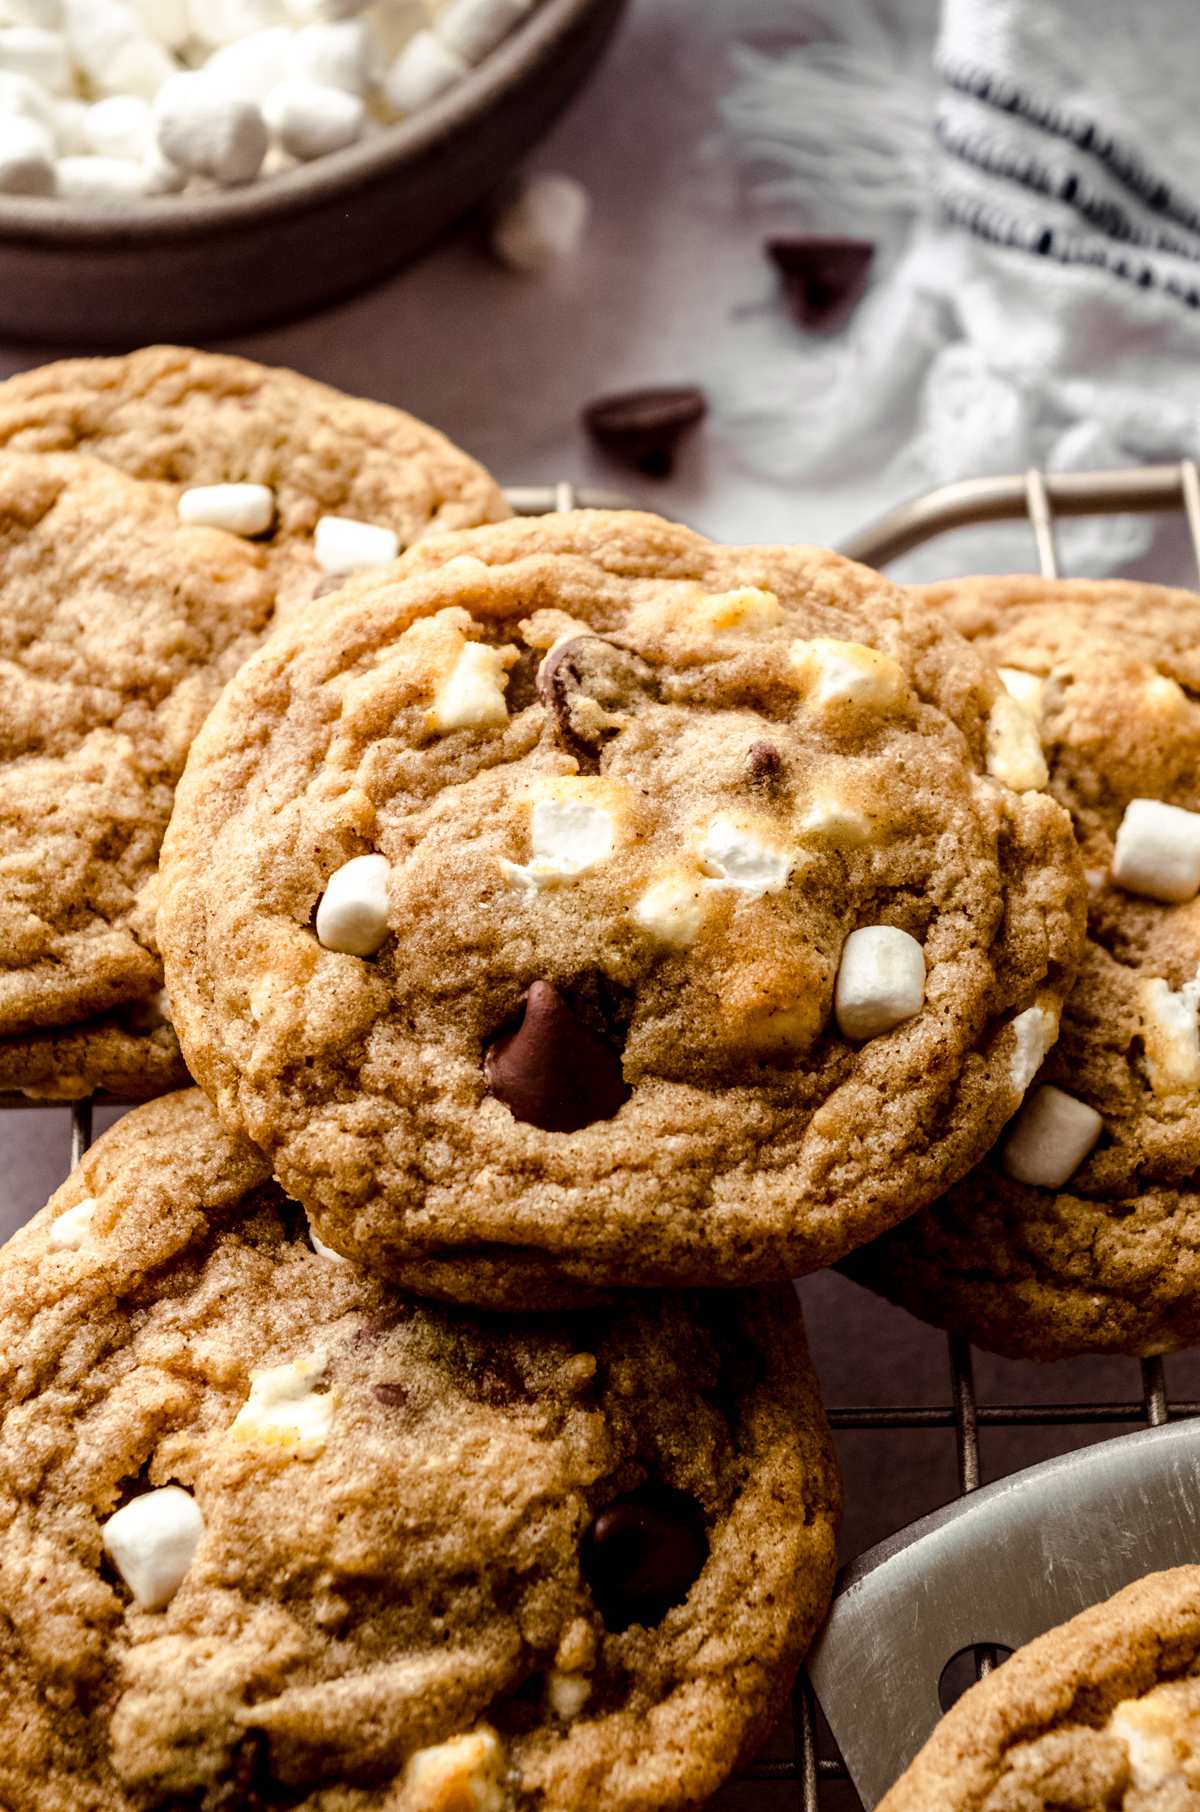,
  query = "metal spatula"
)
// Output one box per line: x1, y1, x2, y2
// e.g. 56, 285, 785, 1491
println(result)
806, 1415, 1200, 1809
